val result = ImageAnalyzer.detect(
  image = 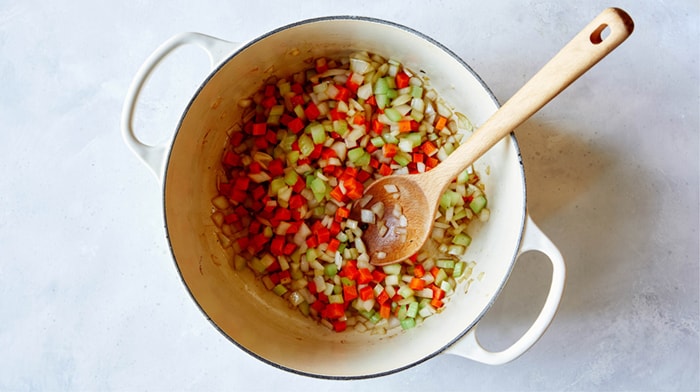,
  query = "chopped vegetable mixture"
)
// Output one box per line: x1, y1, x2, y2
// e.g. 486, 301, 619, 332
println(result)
210, 52, 490, 333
